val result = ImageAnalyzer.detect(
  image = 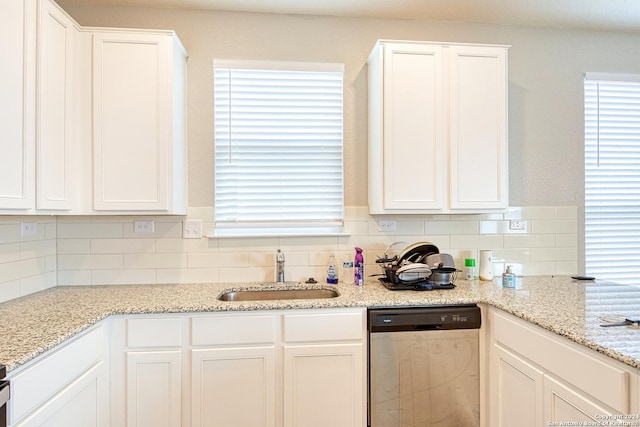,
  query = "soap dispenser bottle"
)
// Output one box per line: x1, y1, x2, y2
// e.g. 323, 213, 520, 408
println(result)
502, 265, 516, 288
